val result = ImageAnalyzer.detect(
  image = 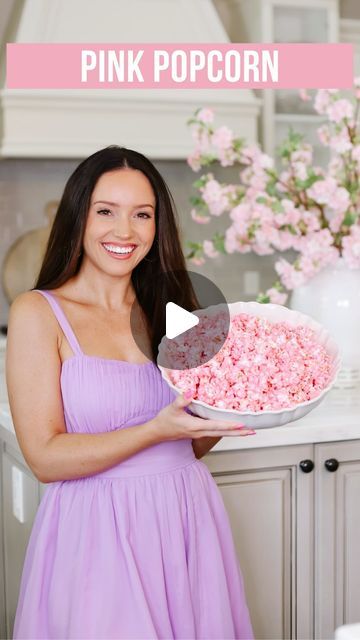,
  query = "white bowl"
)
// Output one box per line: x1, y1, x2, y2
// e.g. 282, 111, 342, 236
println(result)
158, 301, 342, 429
